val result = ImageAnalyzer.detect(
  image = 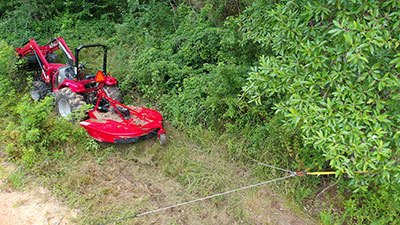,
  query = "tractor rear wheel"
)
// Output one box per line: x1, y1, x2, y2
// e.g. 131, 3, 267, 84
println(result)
104, 85, 122, 102
55, 87, 86, 120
